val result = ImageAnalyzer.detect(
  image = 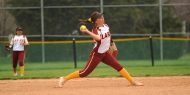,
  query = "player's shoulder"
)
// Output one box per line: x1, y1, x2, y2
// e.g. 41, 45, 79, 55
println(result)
22, 35, 28, 38
100, 24, 109, 31
15, 35, 27, 38
101, 24, 109, 30
104, 24, 109, 27
97, 24, 109, 29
